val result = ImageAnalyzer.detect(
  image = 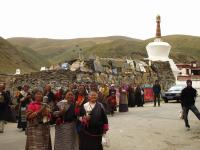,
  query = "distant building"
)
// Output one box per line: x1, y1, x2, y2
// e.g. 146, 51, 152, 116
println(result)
176, 61, 200, 76
15, 69, 21, 75
176, 61, 200, 94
